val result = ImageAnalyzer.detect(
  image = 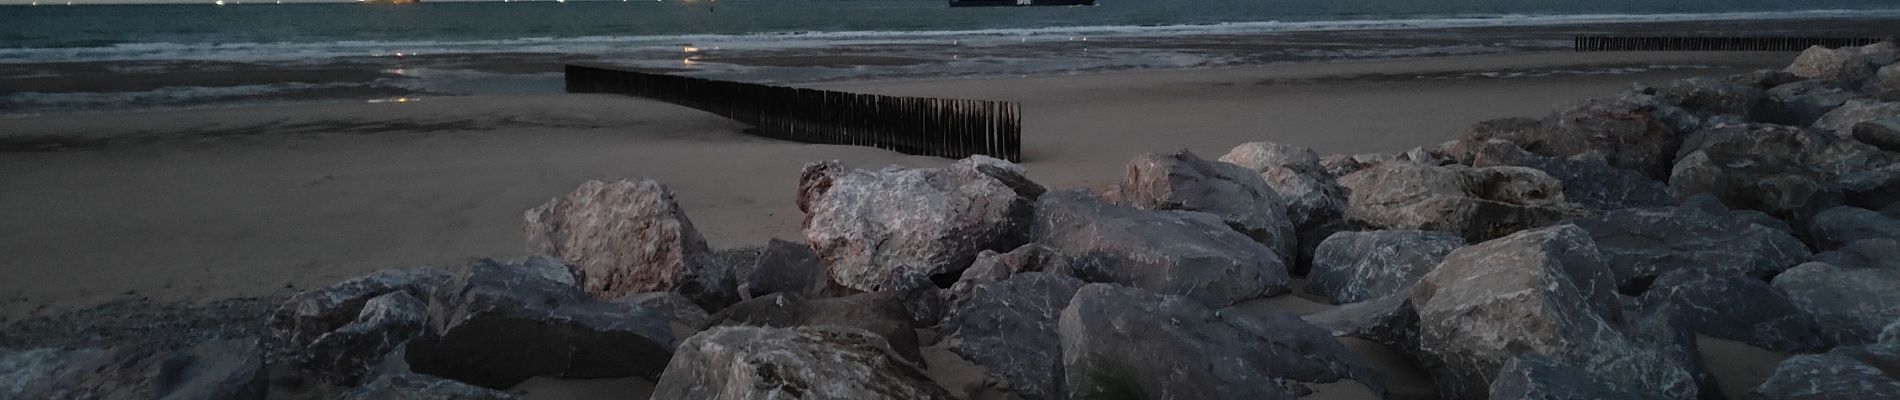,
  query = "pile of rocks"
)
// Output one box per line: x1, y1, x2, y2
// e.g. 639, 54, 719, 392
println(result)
8, 42, 1900, 400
